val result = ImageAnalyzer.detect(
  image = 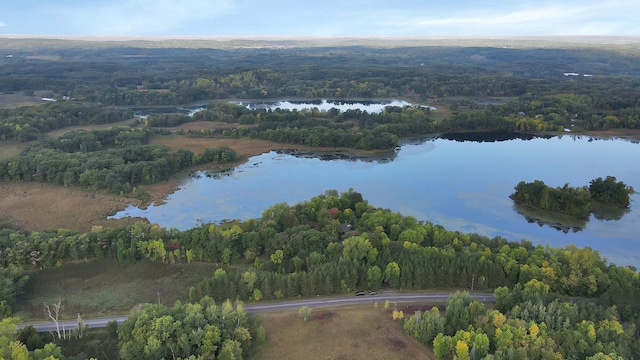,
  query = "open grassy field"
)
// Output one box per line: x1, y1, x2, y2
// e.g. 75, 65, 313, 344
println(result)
0, 92, 44, 107
0, 140, 27, 161
17, 259, 220, 321
43, 118, 139, 139
0, 182, 147, 231
256, 305, 437, 360
19, 257, 439, 359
